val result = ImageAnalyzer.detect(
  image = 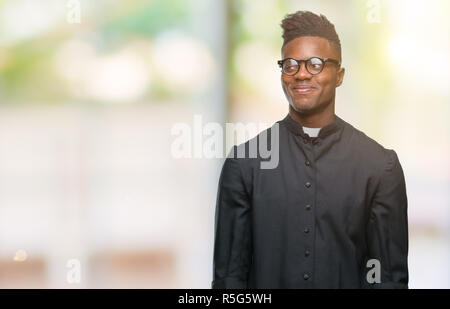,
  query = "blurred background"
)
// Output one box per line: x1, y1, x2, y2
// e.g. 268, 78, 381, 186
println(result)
0, 0, 448, 288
